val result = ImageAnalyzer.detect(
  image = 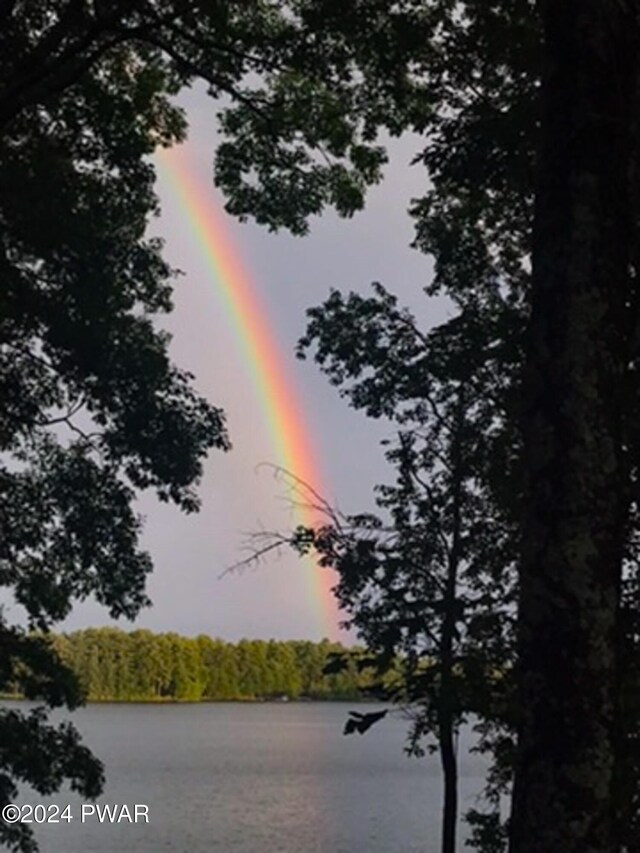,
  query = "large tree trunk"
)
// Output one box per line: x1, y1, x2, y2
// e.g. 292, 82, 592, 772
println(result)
510, 3, 639, 852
